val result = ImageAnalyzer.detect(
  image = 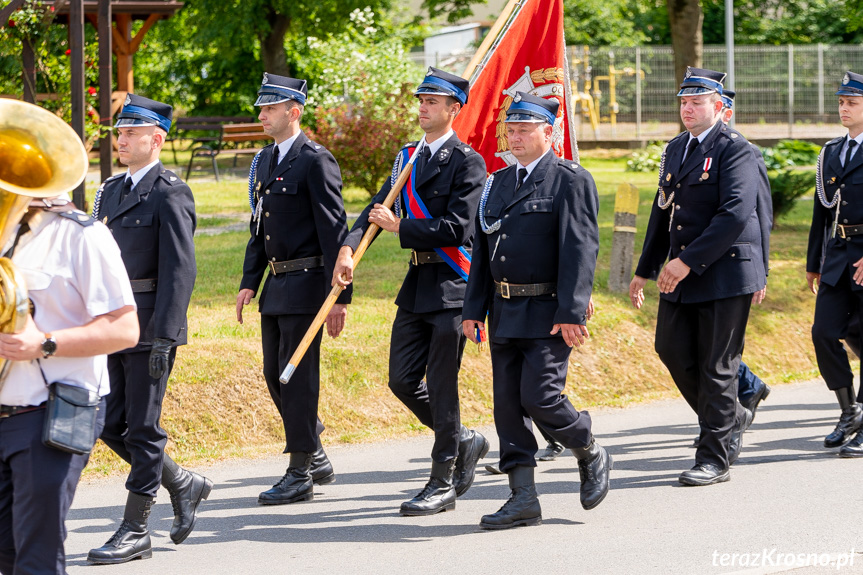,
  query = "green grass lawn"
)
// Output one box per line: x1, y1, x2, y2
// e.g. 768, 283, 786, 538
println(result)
85, 150, 823, 474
